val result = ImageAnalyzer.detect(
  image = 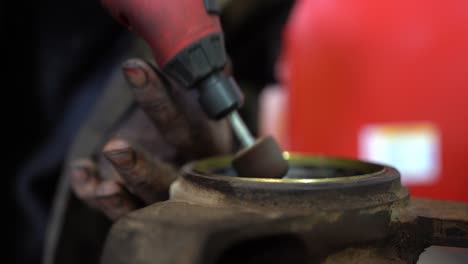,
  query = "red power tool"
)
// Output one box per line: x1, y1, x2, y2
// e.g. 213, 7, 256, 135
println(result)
101, 0, 288, 178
